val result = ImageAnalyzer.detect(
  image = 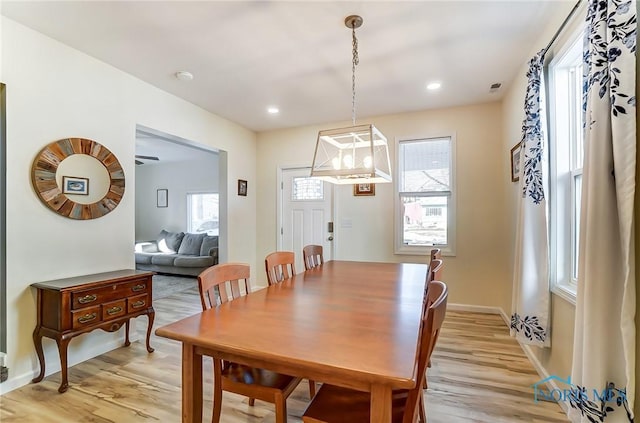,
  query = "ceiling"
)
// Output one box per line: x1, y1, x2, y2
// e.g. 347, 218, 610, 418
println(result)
2, 1, 570, 132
